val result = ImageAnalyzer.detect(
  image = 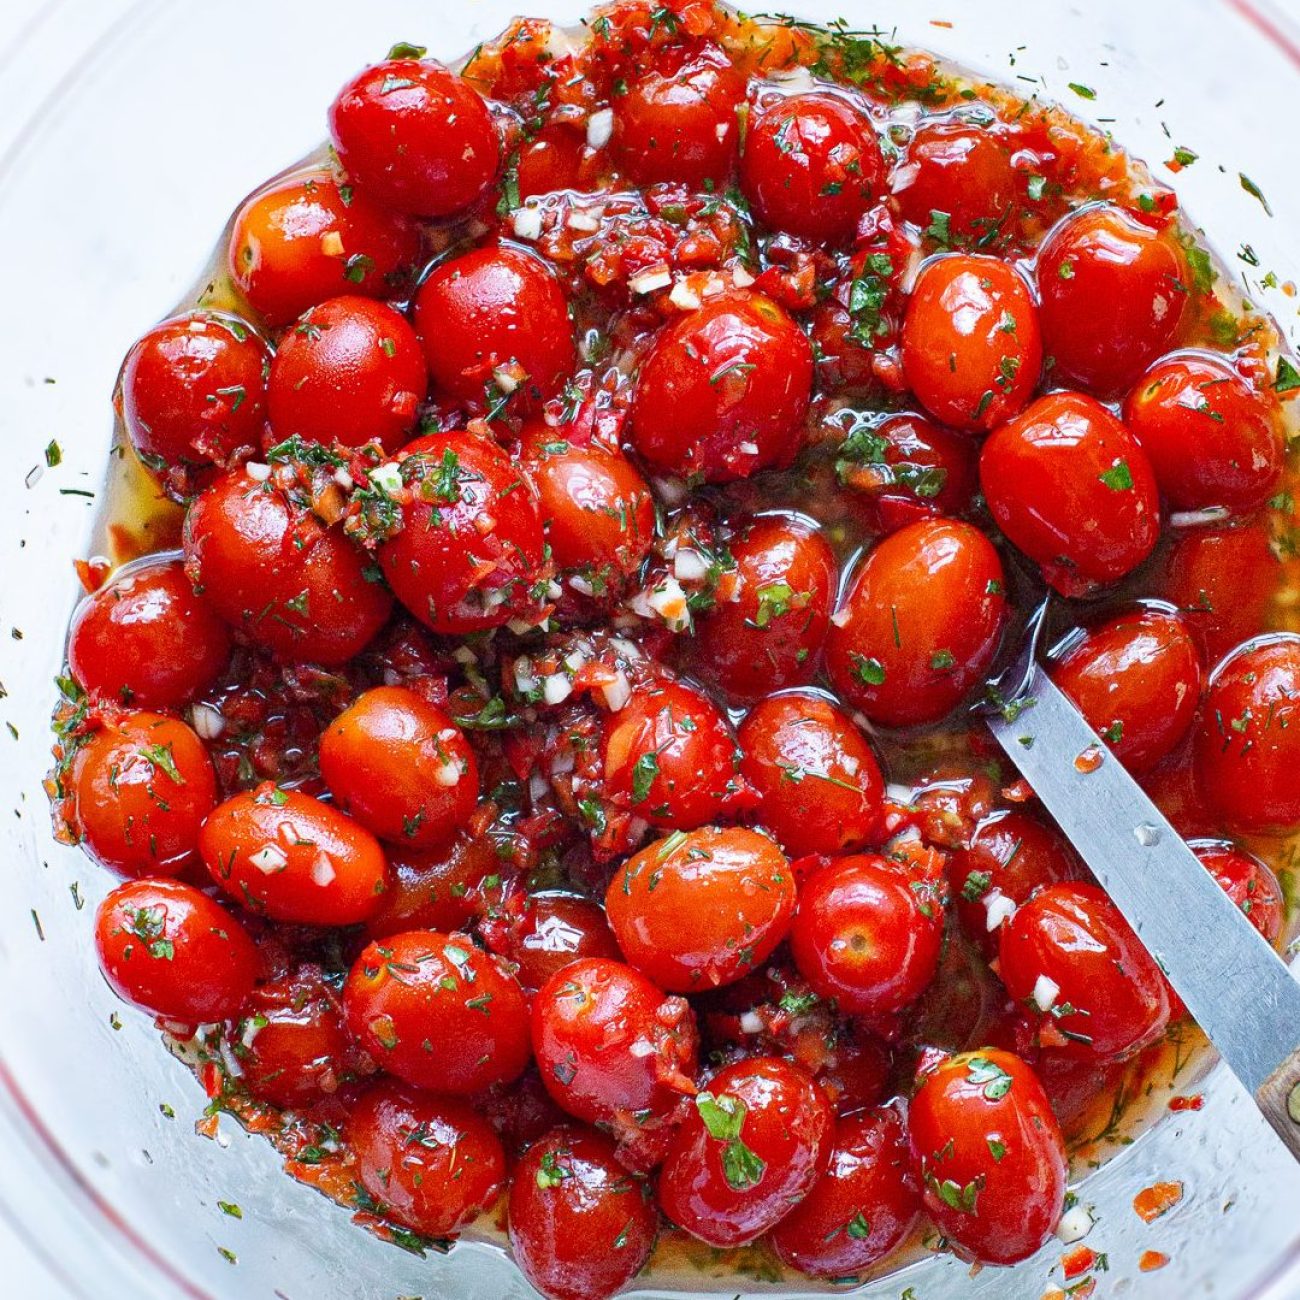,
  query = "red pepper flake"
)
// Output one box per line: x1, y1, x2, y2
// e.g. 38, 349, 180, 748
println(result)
1134, 1180, 1183, 1222
930, 18, 954, 27
195, 1112, 221, 1141
1168, 1093, 1204, 1112
1061, 1245, 1097, 1280
1139, 1250, 1170, 1272
1074, 744, 1105, 773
